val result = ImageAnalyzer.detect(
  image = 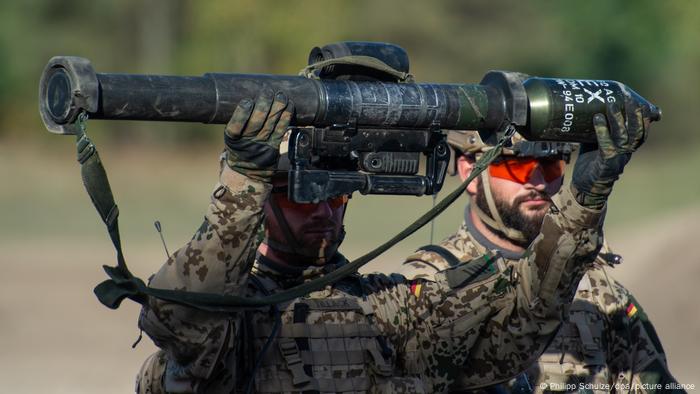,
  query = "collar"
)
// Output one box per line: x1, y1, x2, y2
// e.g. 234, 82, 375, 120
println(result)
464, 204, 524, 260
253, 252, 350, 287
